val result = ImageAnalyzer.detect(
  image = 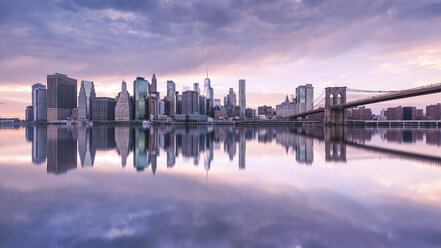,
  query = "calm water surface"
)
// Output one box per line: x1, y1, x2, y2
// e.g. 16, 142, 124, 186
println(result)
1, 125, 441, 248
